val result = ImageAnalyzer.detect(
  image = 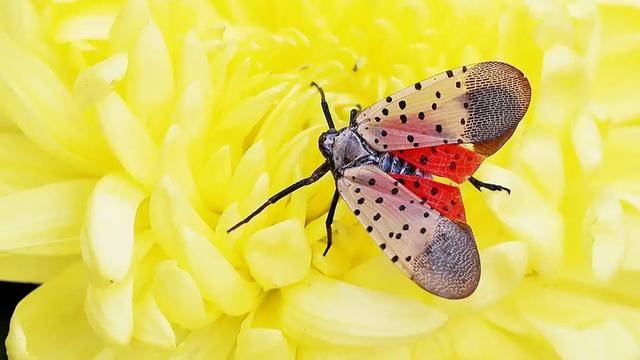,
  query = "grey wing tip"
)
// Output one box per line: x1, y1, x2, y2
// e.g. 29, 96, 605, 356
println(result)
411, 219, 481, 300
